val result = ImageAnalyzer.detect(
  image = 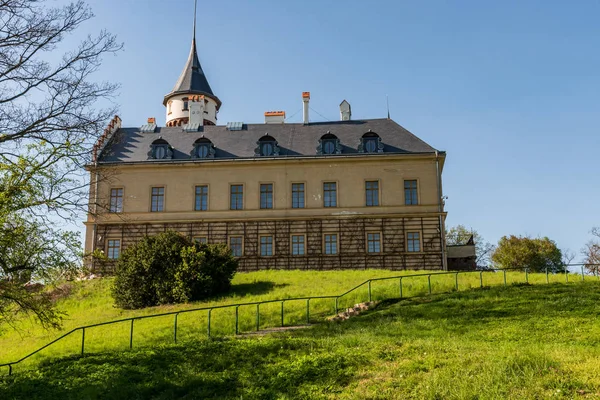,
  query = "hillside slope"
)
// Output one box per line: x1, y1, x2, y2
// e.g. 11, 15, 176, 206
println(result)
2, 281, 599, 399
